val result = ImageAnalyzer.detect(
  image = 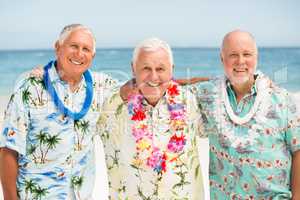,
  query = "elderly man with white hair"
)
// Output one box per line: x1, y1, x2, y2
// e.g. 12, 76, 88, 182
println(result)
0, 24, 117, 200
97, 38, 205, 199
195, 30, 300, 199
